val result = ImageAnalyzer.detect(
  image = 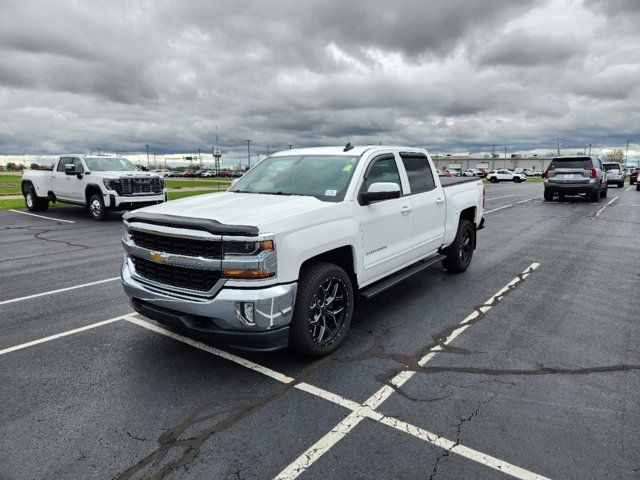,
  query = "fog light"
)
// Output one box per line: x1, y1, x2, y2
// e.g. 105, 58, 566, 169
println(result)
235, 302, 255, 325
